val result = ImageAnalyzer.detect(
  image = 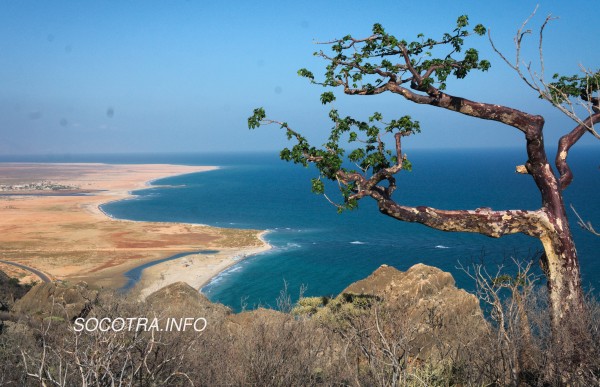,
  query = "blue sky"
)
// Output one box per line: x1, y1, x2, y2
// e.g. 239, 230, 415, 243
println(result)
0, 1, 598, 155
